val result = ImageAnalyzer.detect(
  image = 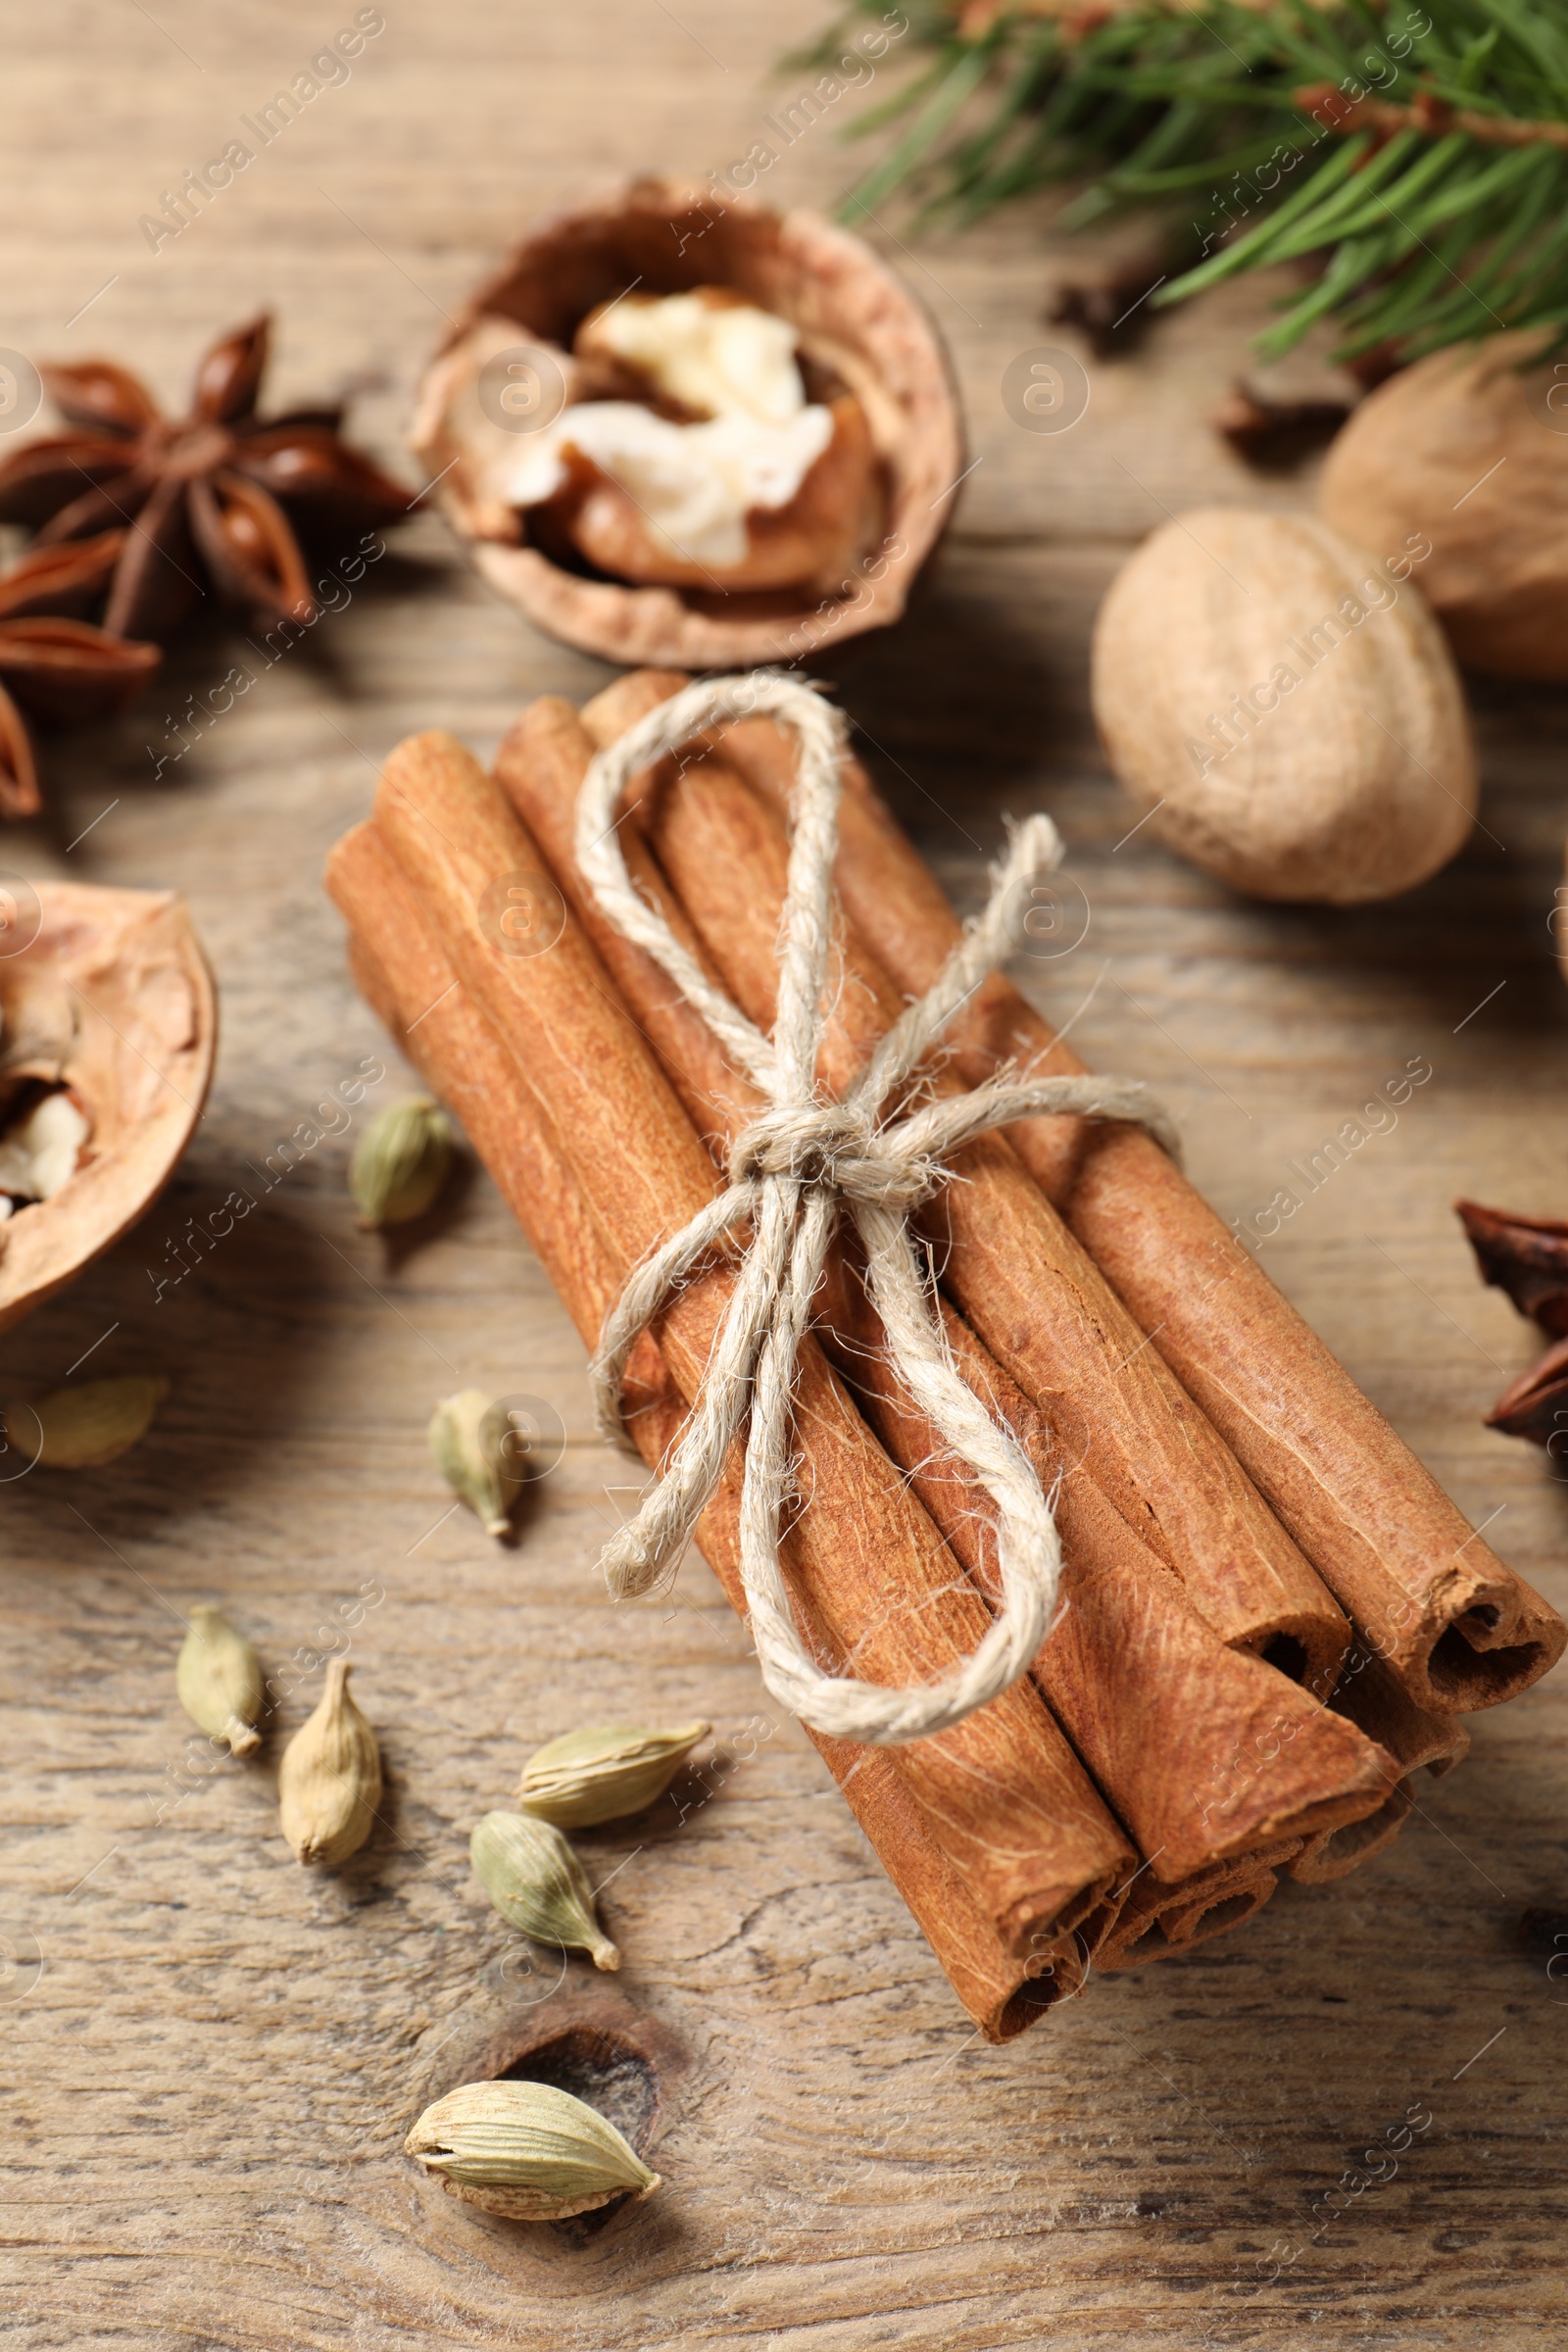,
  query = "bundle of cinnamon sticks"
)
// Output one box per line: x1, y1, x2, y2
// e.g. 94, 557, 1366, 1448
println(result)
325, 669, 1564, 2041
